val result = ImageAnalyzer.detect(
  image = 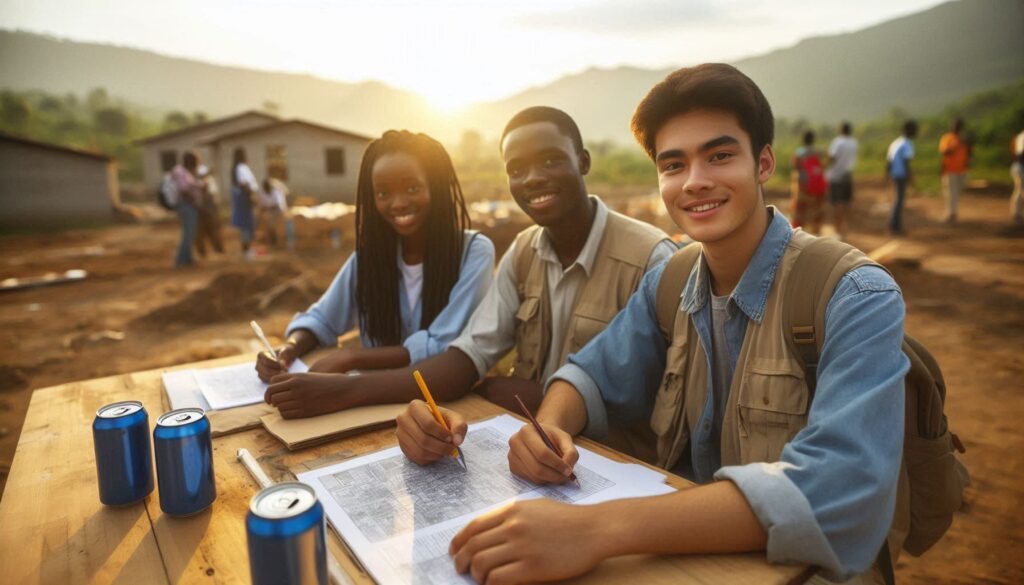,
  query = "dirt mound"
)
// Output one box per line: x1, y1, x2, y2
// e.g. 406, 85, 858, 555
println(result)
132, 260, 320, 328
